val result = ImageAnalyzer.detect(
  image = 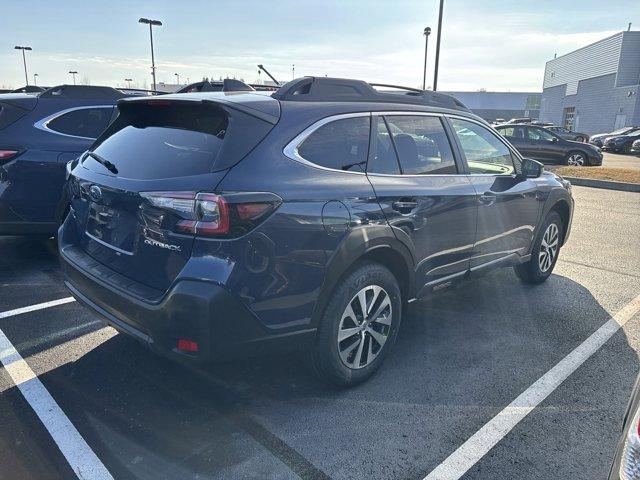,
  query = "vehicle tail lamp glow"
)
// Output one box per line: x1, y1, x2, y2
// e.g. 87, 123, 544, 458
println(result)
140, 191, 280, 238
619, 407, 640, 480
177, 339, 199, 353
0, 150, 20, 164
